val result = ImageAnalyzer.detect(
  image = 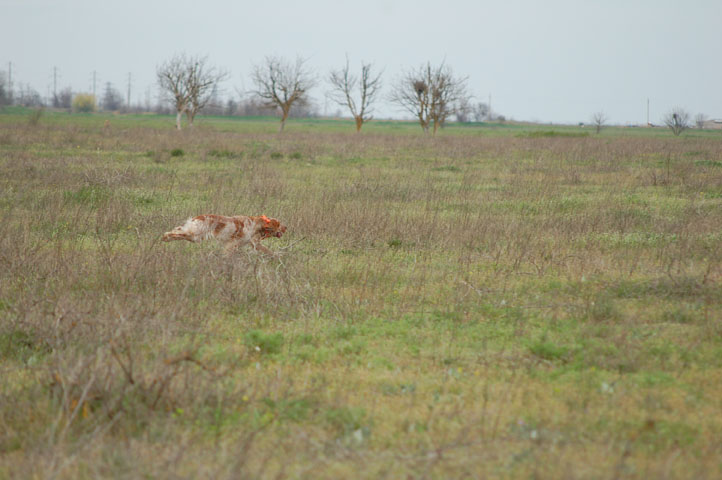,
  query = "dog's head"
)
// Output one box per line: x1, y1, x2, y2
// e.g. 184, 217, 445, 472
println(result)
257, 215, 287, 239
